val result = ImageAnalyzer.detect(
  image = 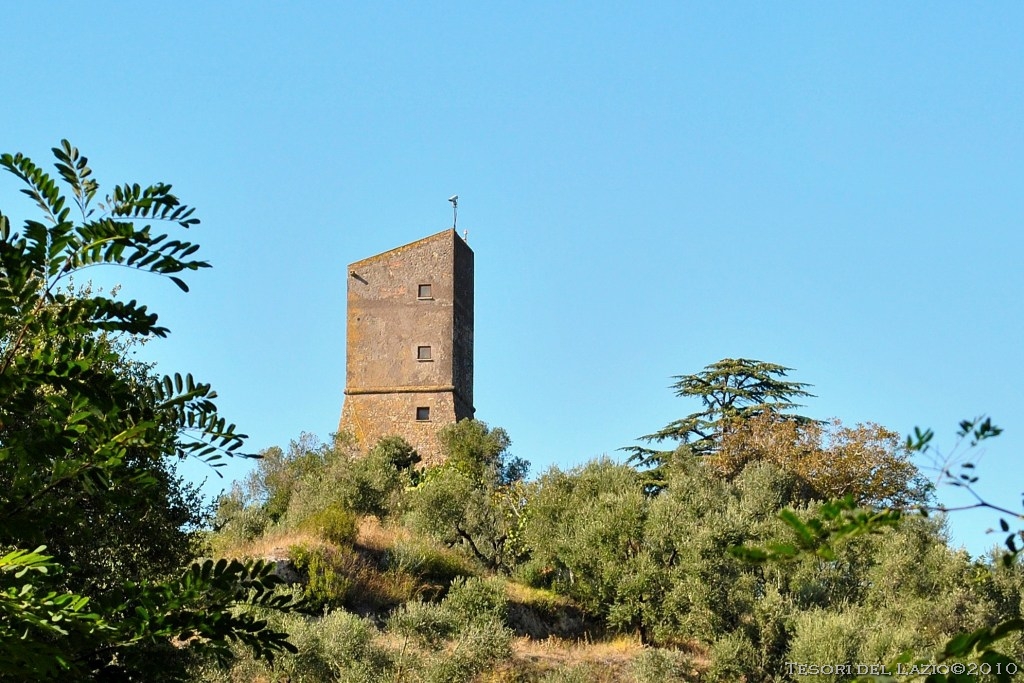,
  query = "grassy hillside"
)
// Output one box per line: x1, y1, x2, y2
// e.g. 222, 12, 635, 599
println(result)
201, 516, 694, 682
